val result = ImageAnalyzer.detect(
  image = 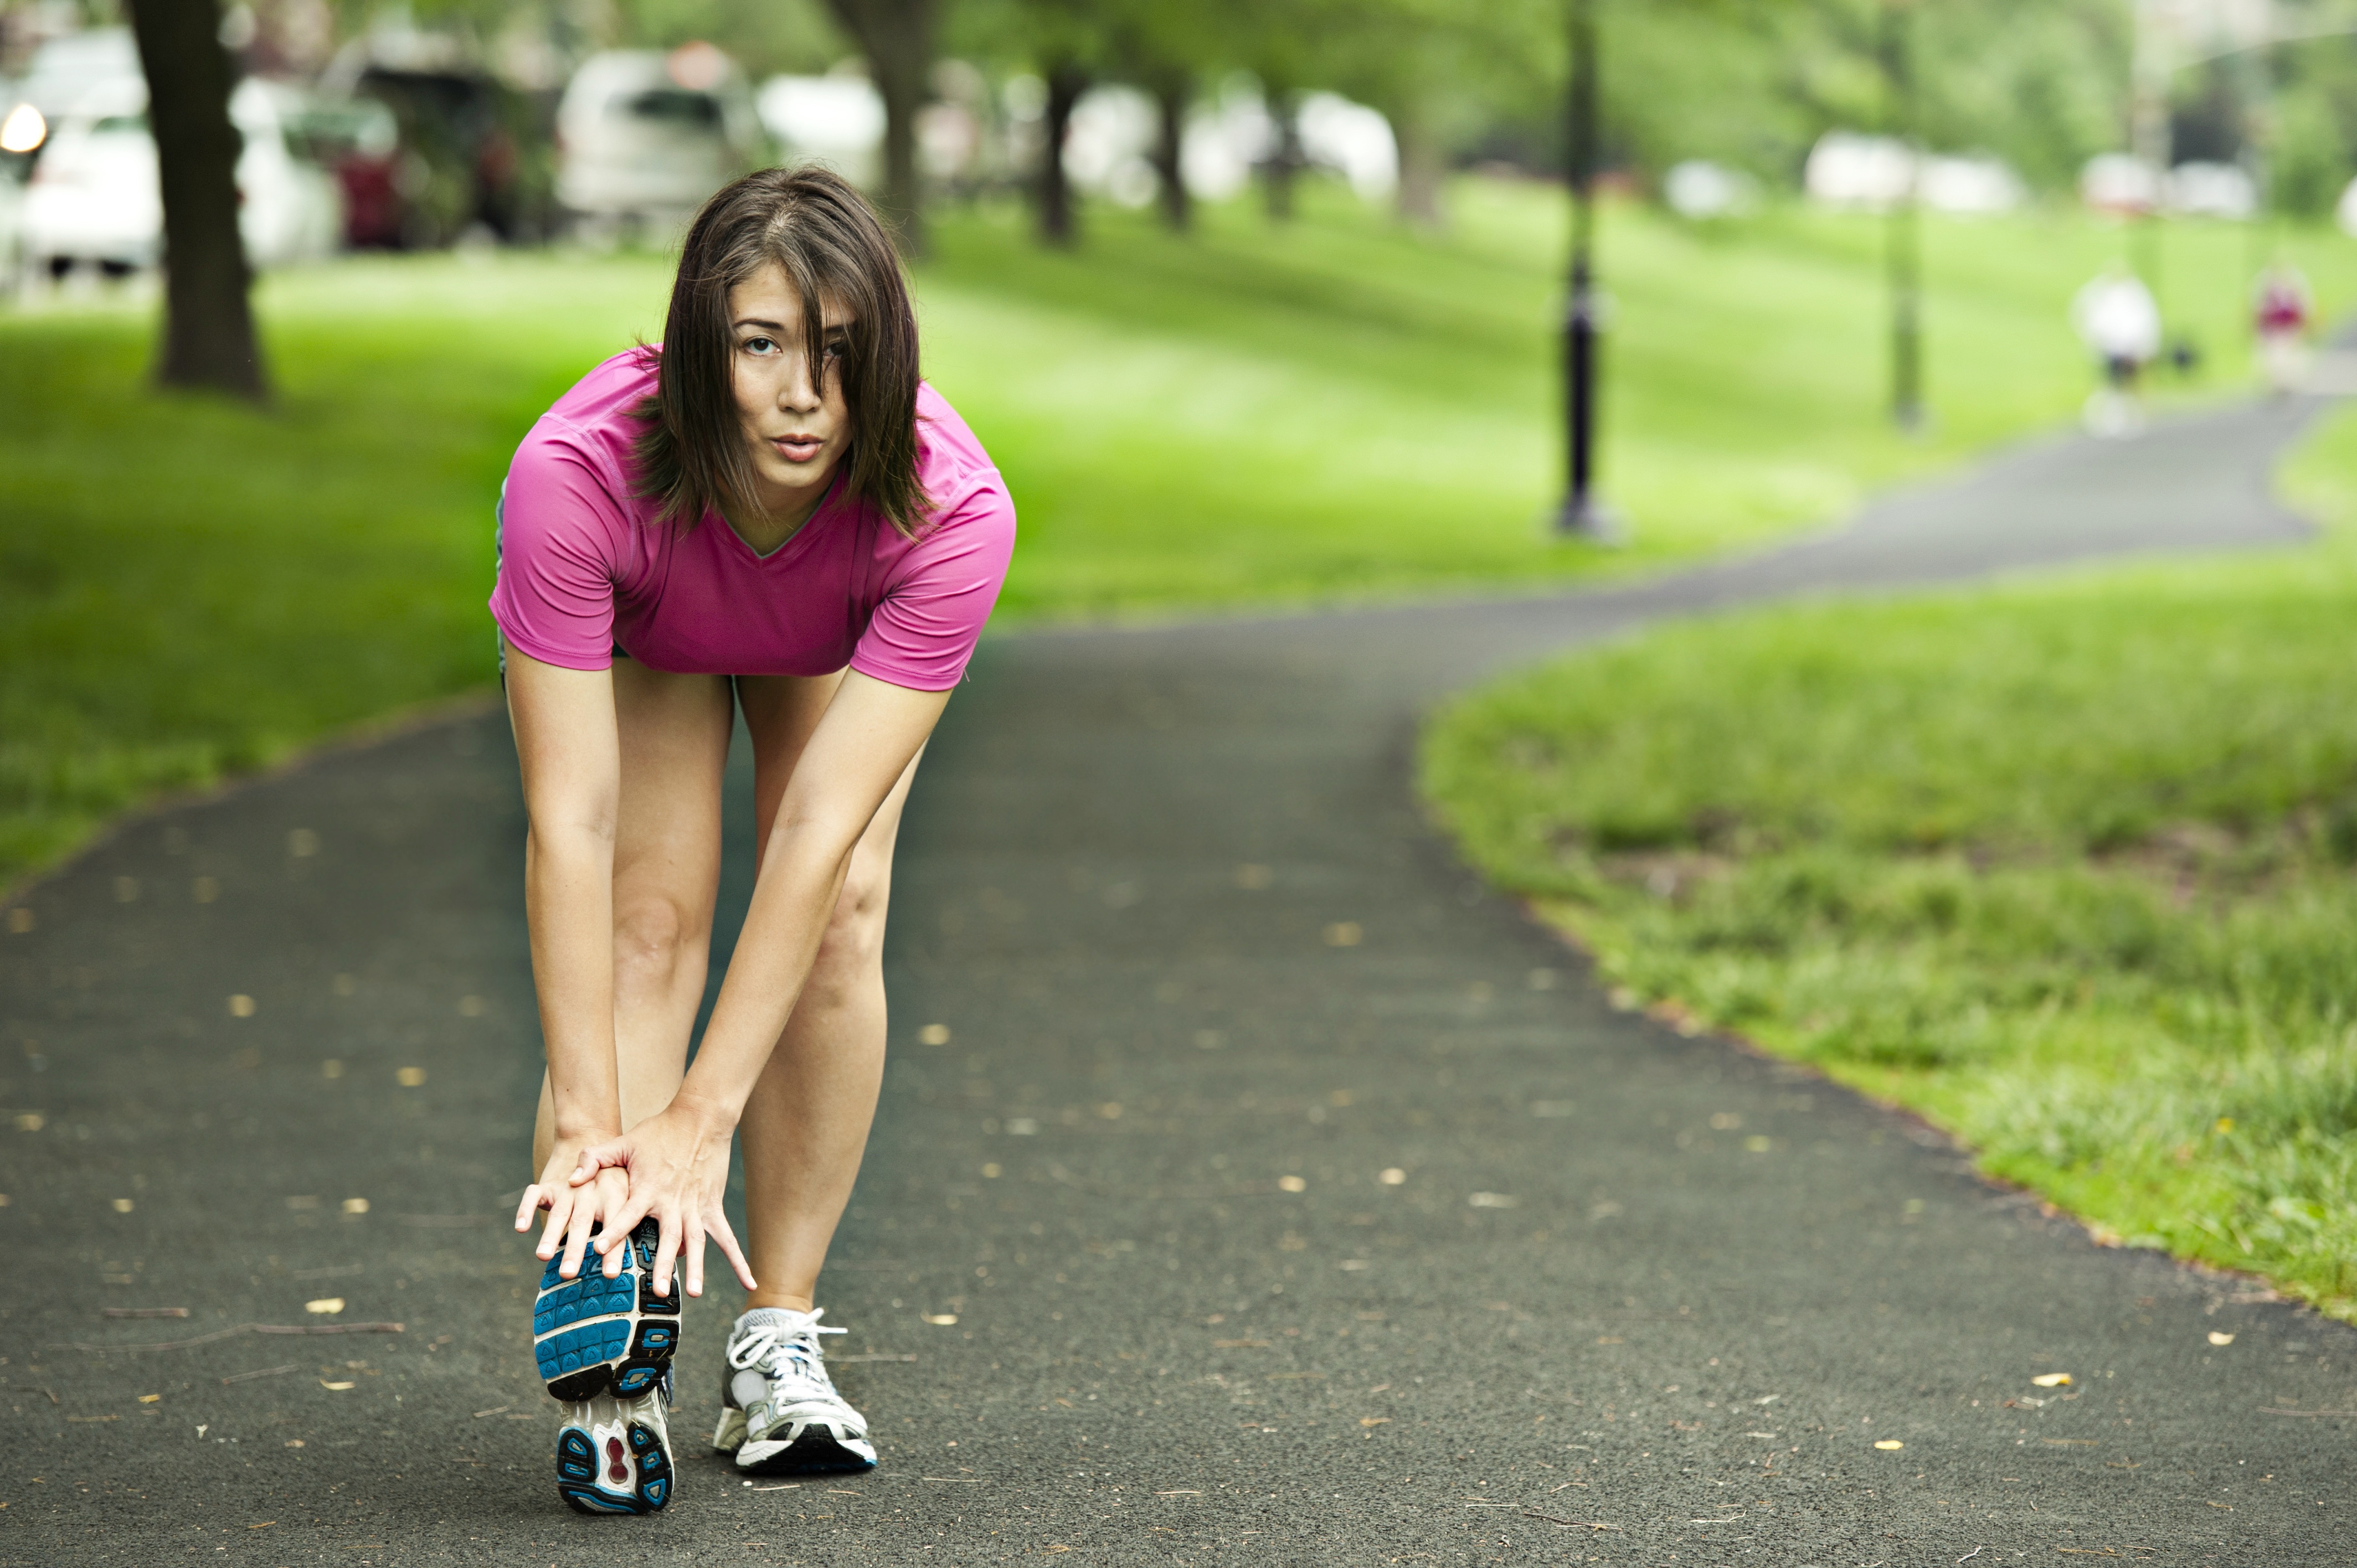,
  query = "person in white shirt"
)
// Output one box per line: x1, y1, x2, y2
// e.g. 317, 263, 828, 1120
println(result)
2072, 262, 2162, 437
